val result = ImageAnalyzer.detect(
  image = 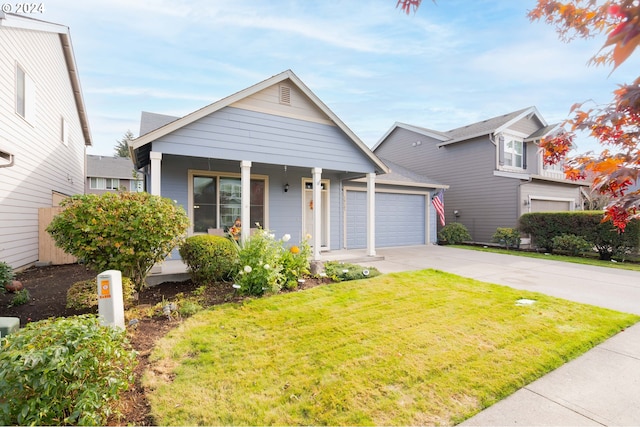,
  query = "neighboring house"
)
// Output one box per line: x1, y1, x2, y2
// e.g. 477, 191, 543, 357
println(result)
0, 13, 91, 269
130, 70, 445, 266
86, 154, 143, 194
374, 106, 590, 243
